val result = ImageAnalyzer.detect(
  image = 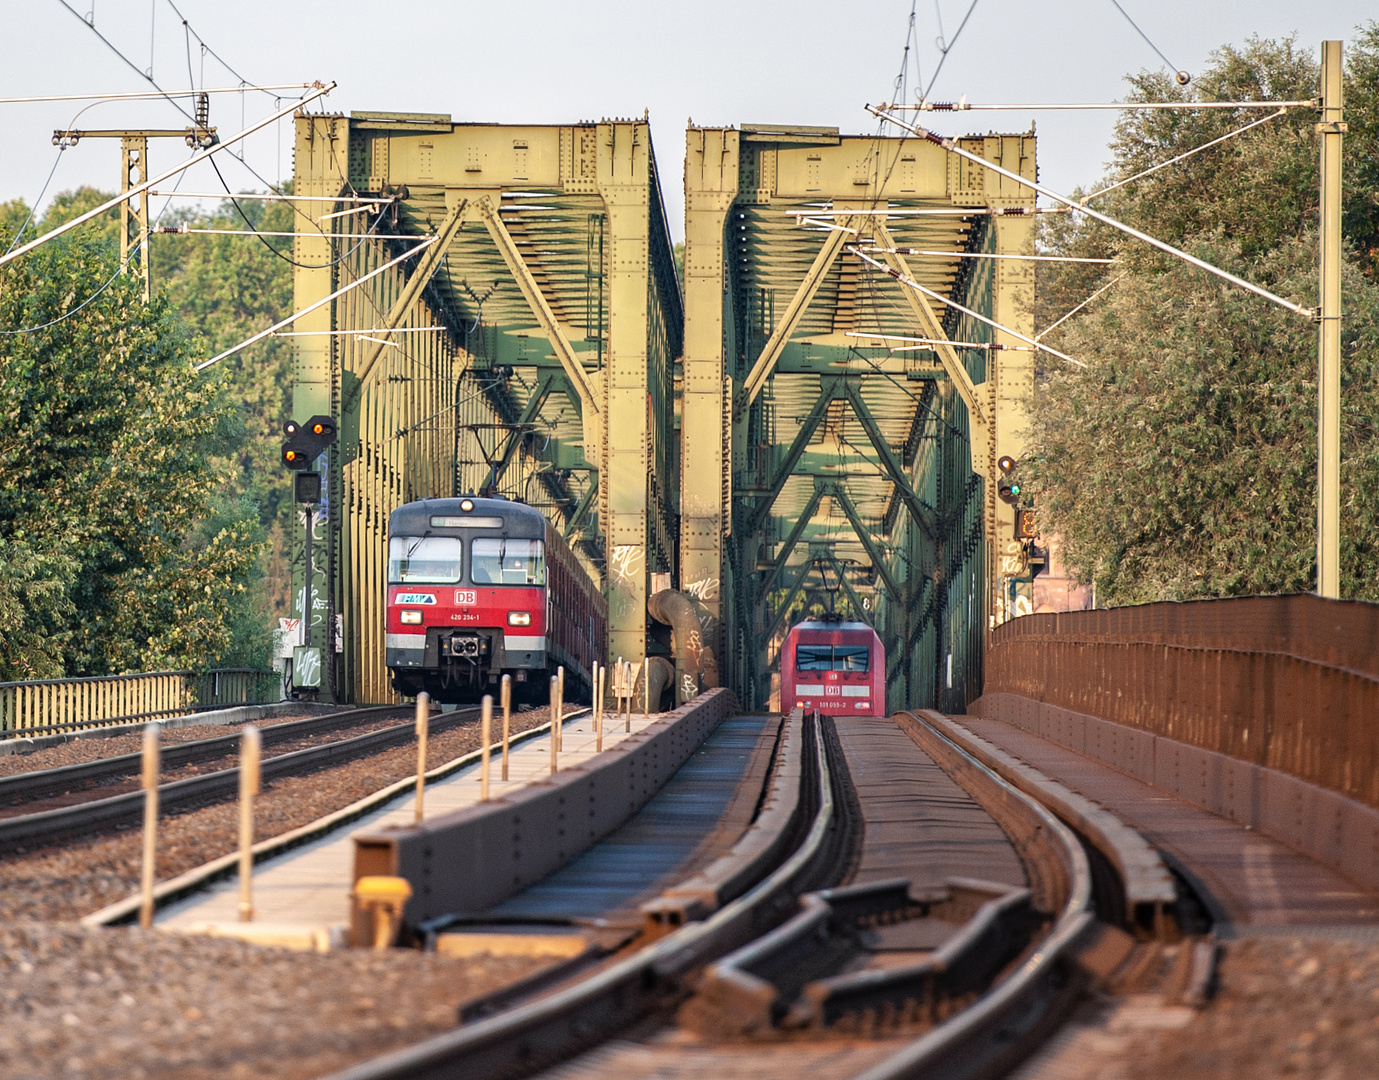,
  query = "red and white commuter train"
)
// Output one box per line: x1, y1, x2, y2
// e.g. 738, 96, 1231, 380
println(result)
780, 615, 886, 717
385, 496, 606, 703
